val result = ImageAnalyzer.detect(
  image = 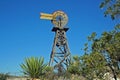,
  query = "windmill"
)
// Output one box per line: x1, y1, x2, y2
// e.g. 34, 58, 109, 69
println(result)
40, 11, 71, 74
